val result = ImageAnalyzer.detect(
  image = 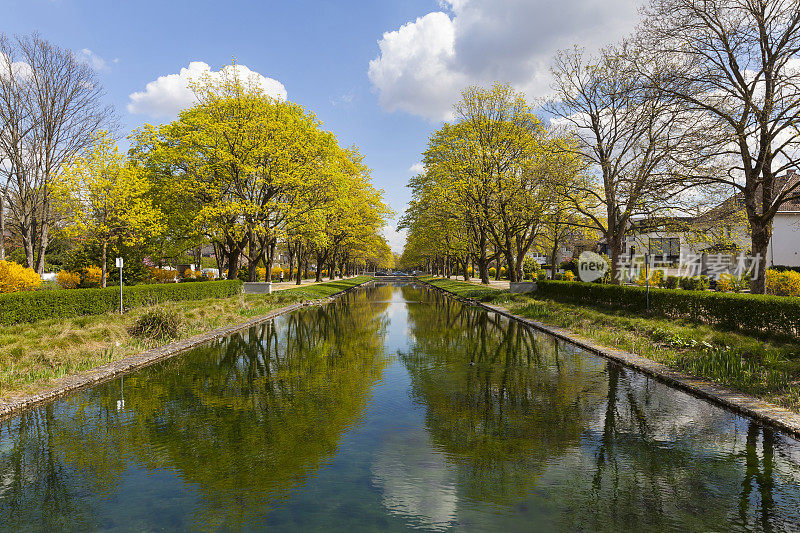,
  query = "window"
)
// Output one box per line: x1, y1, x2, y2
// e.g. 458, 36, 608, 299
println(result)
649, 237, 680, 258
